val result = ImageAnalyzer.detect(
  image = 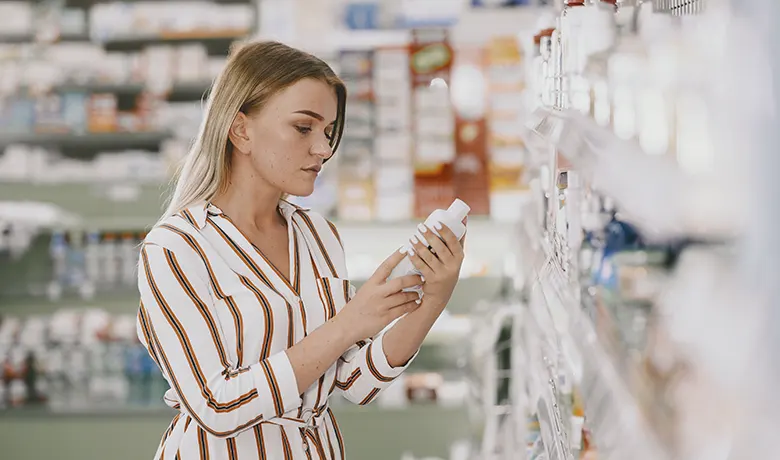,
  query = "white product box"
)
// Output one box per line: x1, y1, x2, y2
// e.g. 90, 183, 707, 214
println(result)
415, 115, 454, 137
414, 86, 451, 111
374, 163, 413, 191
374, 50, 409, 71
375, 134, 413, 163
0, 3, 33, 35
374, 193, 413, 222
175, 45, 209, 83
376, 105, 410, 132
144, 46, 175, 92
415, 139, 455, 163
